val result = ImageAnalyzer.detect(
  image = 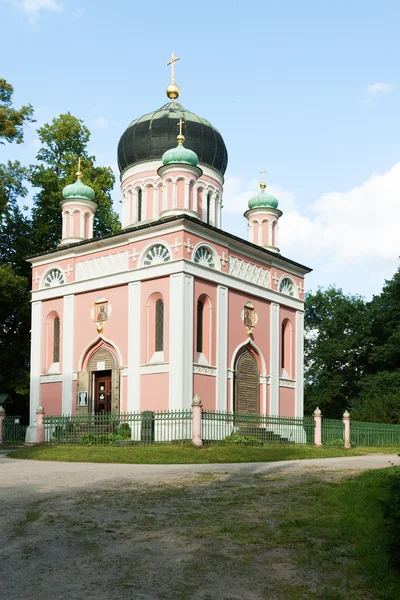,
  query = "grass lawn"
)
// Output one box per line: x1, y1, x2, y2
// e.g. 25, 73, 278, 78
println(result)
8, 442, 400, 463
